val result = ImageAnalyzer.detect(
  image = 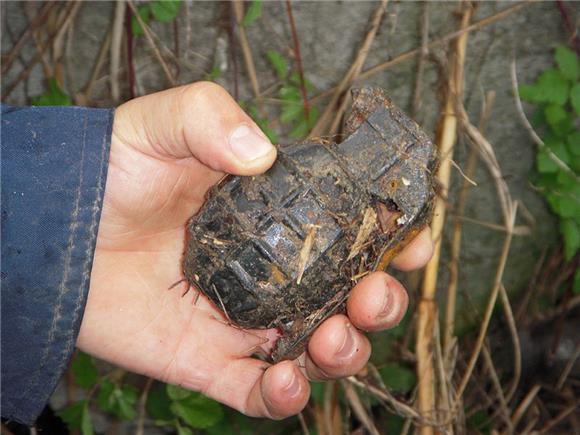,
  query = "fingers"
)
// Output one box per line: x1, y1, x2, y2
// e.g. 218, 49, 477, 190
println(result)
304, 314, 371, 380
391, 227, 434, 271
346, 271, 409, 332
202, 358, 310, 420
114, 81, 277, 176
